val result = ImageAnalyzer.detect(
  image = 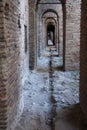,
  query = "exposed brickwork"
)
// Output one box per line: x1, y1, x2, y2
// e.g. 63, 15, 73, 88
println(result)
65, 0, 81, 70
80, 0, 87, 118
0, 1, 8, 129
1, 0, 87, 129
29, 0, 37, 70
0, 0, 29, 129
